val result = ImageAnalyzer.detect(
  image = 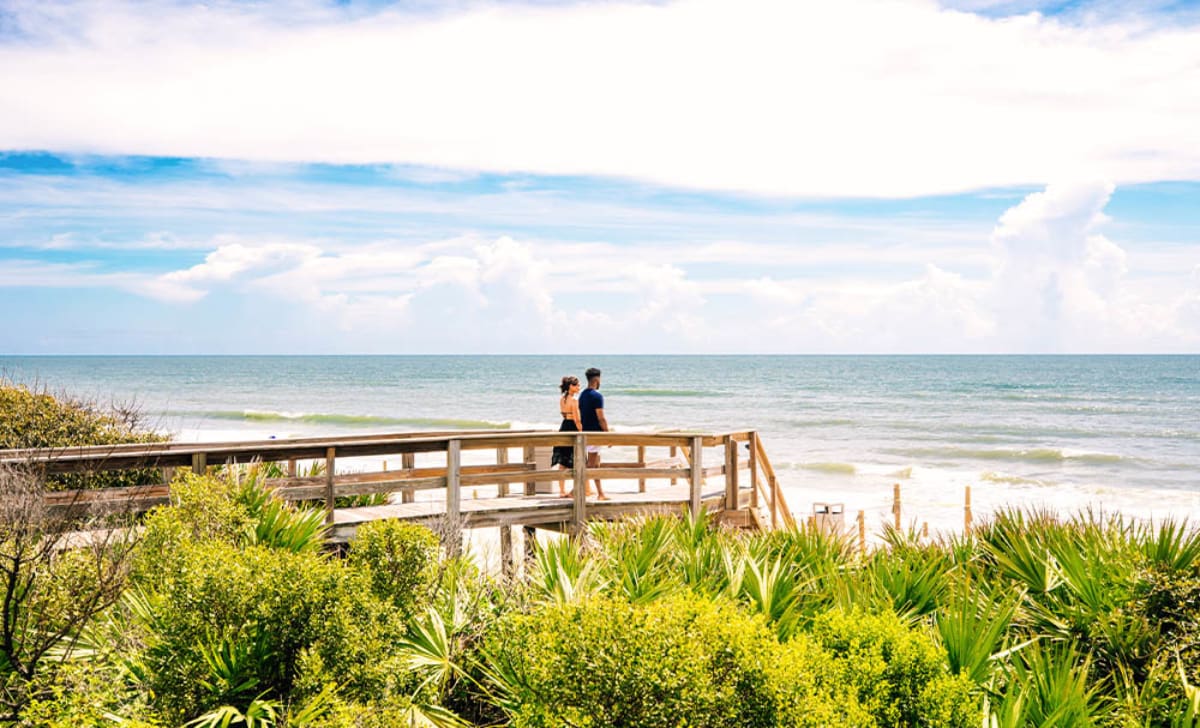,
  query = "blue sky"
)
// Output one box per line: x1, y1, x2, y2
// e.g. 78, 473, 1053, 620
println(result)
1, 0, 1198, 353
